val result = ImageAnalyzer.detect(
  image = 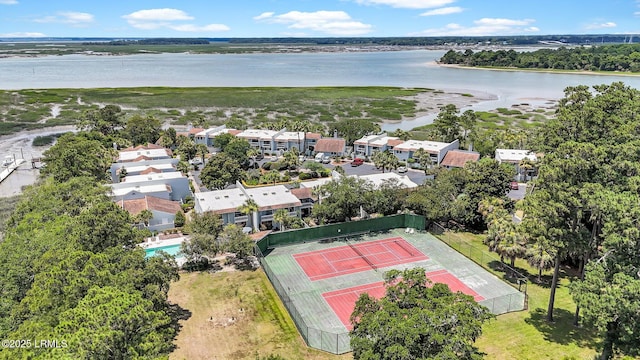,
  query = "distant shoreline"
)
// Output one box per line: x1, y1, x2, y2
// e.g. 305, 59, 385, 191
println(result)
435, 61, 640, 77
